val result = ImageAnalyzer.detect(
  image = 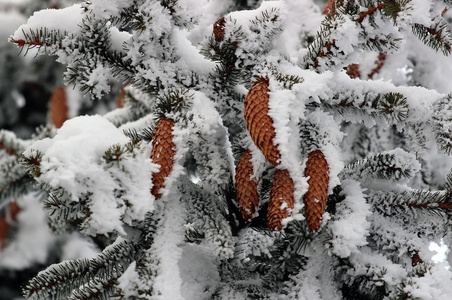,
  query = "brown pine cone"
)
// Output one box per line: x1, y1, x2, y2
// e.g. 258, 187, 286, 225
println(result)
49, 86, 68, 128
244, 77, 281, 166
213, 17, 226, 42
151, 117, 176, 199
0, 202, 20, 249
304, 150, 329, 232
345, 64, 361, 79
411, 251, 423, 267
267, 169, 295, 231
322, 0, 335, 15
235, 149, 260, 222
